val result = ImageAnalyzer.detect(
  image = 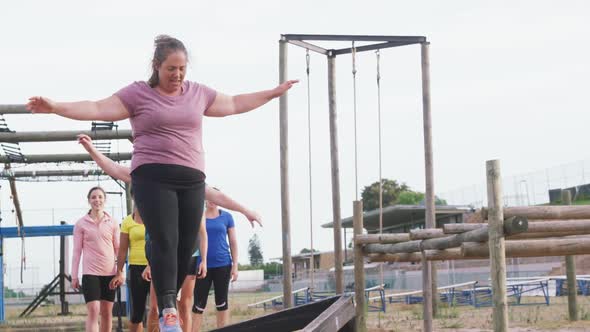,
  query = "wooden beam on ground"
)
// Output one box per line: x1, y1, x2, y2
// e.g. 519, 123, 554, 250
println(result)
302, 296, 355, 332
0, 130, 132, 143
215, 296, 341, 332
354, 233, 410, 245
